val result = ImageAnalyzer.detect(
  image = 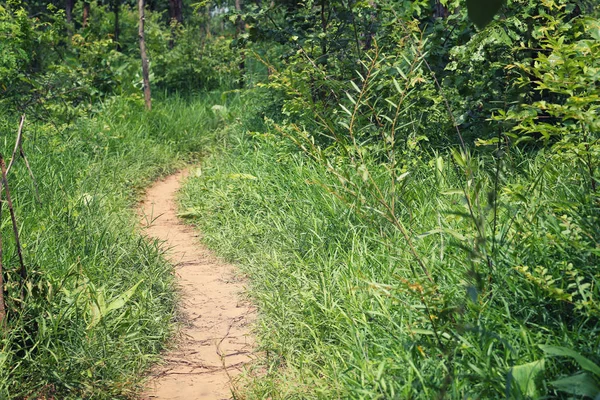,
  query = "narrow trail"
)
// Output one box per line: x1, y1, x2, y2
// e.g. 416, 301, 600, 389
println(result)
139, 170, 255, 400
